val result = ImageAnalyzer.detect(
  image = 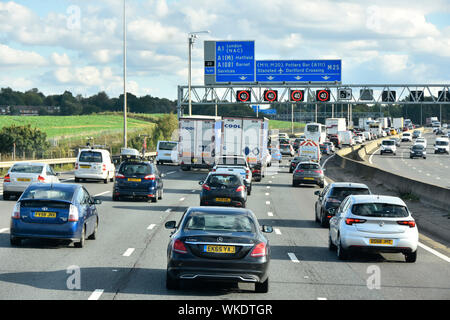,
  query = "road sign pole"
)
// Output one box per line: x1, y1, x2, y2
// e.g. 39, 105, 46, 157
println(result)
291, 103, 294, 134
